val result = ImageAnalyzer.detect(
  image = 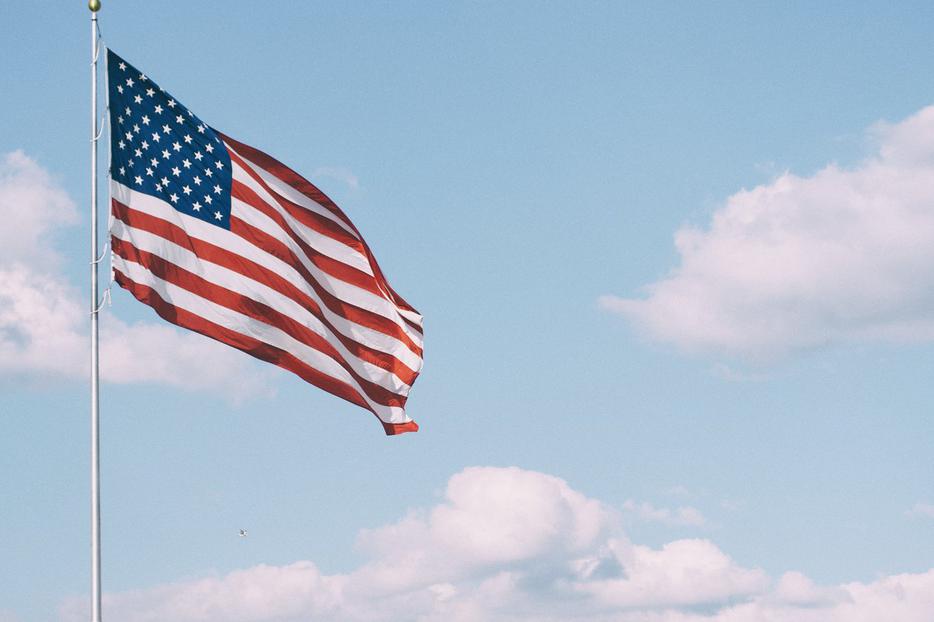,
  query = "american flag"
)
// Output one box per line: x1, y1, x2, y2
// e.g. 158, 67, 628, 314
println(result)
106, 49, 423, 435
